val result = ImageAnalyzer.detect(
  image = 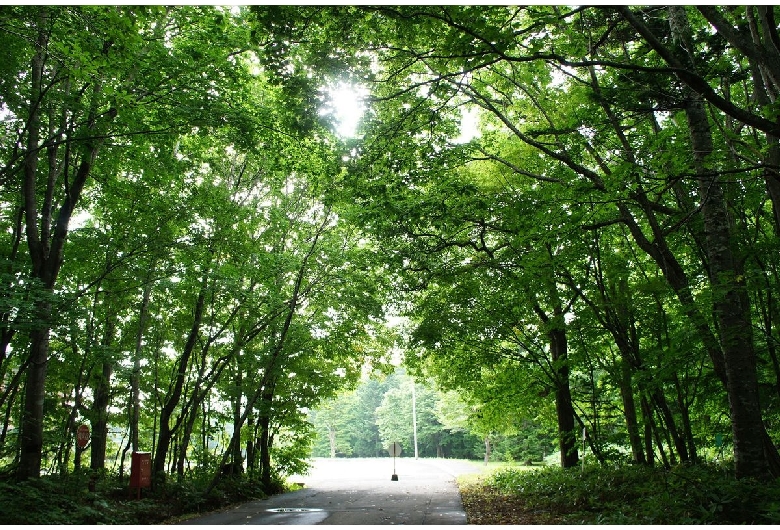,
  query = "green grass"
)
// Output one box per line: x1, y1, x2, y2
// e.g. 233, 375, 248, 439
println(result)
458, 461, 780, 524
